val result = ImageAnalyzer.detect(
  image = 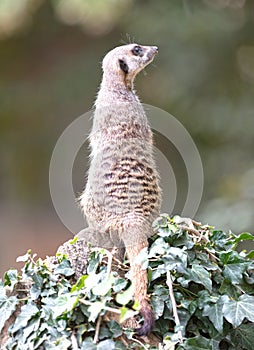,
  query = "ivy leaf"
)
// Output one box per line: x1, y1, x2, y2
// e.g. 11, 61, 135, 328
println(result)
92, 274, 114, 296
233, 232, 254, 244
0, 283, 7, 302
23, 317, 40, 341
87, 301, 105, 322
119, 306, 136, 323
57, 338, 72, 350
16, 251, 31, 263
108, 320, 123, 338
54, 294, 79, 317
231, 323, 254, 350
4, 269, 18, 292
223, 262, 250, 284
30, 272, 44, 300
202, 296, 224, 333
246, 250, 254, 259
184, 264, 212, 292
180, 335, 212, 349
151, 295, 165, 319
115, 285, 133, 306
0, 296, 19, 333
149, 237, 169, 257
71, 275, 87, 292
11, 301, 39, 333
84, 273, 101, 291
81, 337, 97, 350
97, 339, 115, 350
222, 294, 254, 327
219, 251, 246, 265
112, 278, 127, 293
54, 259, 74, 277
